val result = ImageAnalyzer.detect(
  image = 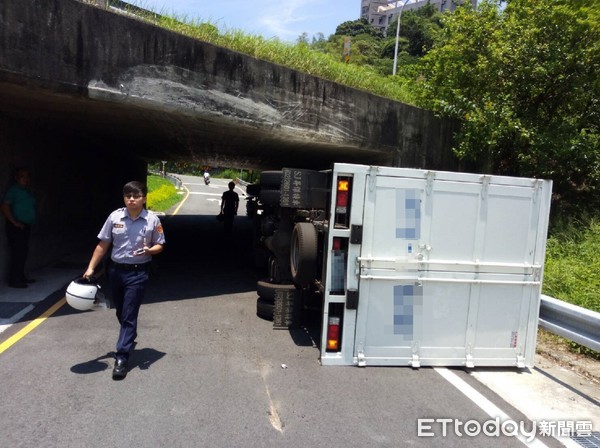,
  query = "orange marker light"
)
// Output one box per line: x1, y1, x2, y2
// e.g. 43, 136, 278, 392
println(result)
327, 317, 341, 351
